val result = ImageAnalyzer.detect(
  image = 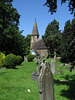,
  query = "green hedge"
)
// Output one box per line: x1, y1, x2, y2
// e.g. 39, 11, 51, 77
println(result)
27, 54, 35, 62
16, 55, 23, 65
0, 52, 5, 67
4, 53, 17, 68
